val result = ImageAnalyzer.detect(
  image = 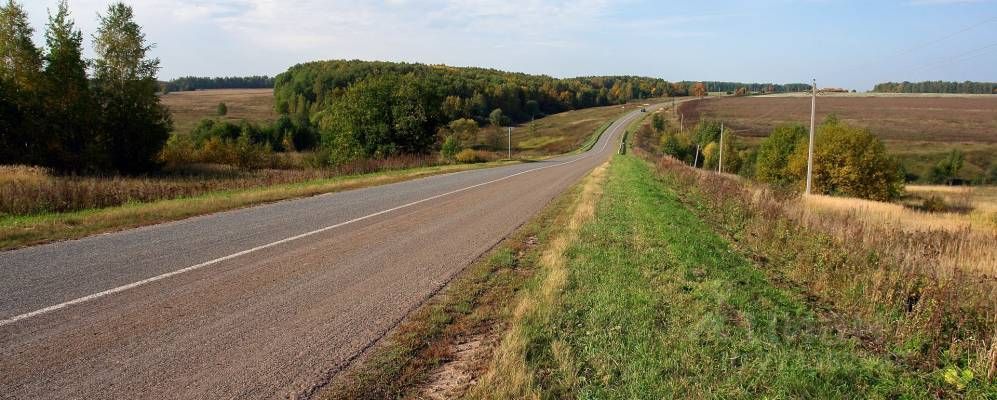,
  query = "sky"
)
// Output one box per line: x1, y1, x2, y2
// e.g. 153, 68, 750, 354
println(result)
23, 0, 997, 90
